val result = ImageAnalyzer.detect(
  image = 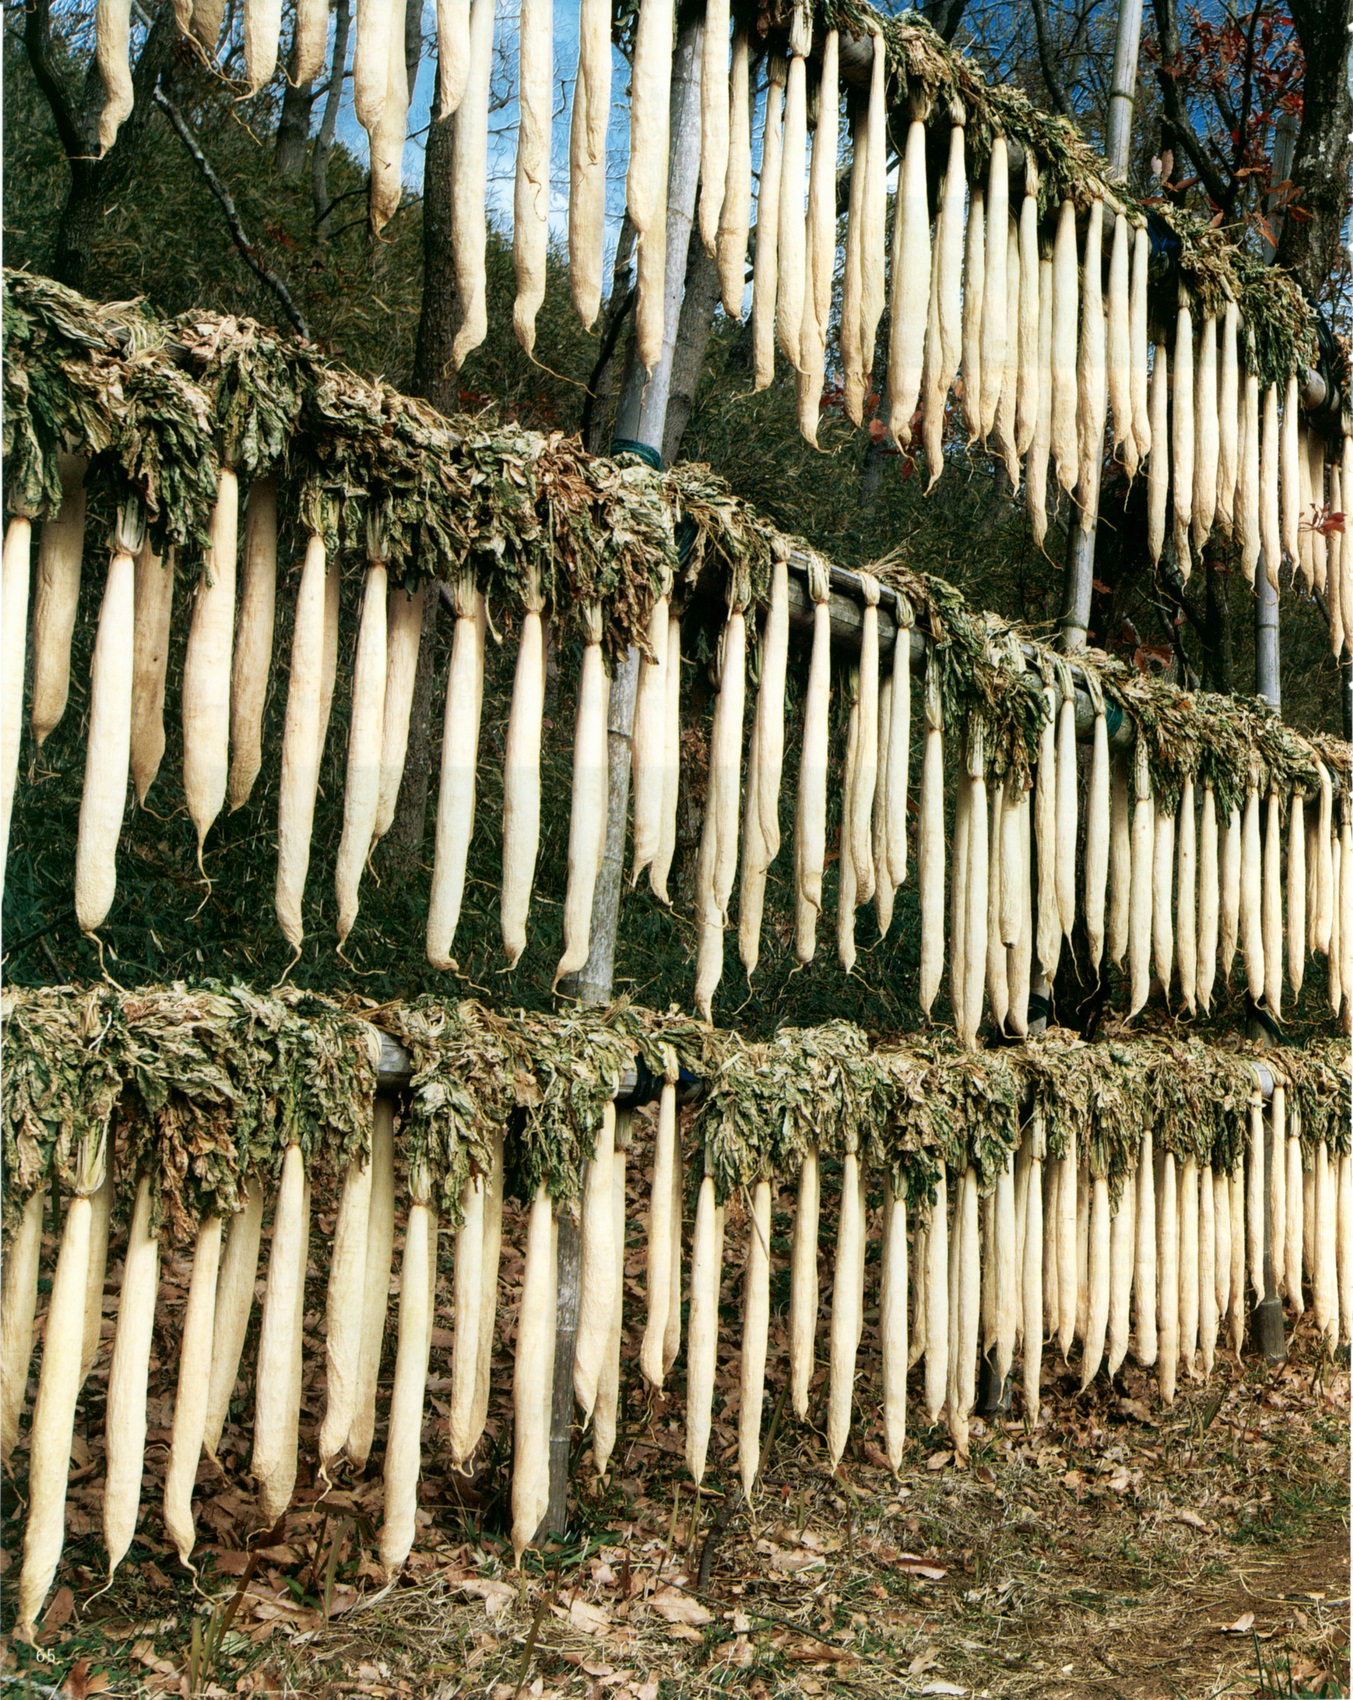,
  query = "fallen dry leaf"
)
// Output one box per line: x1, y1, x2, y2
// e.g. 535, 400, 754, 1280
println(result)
649, 1588, 712, 1627
455, 1577, 515, 1617
1220, 1611, 1255, 1633
59, 1658, 111, 1698
1175, 1510, 1209, 1532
